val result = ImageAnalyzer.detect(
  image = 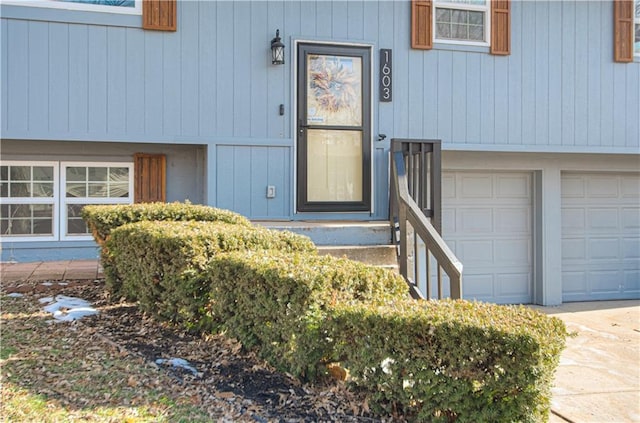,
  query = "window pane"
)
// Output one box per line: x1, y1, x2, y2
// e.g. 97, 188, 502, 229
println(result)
451, 9, 467, 24
436, 7, 451, 21
469, 25, 484, 40
452, 23, 468, 39
66, 166, 86, 182
437, 22, 451, 38
439, 0, 486, 4
10, 183, 30, 197
32, 183, 54, 197
0, 166, 7, 181
0, 204, 53, 236
468, 10, 484, 25
33, 218, 53, 235
10, 166, 30, 181
0, 204, 7, 217
1, 183, 7, 197
89, 167, 108, 181
88, 183, 108, 197
66, 183, 87, 197
110, 183, 130, 198
33, 166, 54, 181
109, 167, 129, 181
67, 204, 89, 235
